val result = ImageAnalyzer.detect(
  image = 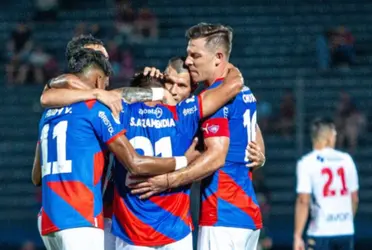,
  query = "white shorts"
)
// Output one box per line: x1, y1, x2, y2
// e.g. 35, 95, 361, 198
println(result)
104, 218, 116, 250
37, 215, 104, 250
197, 226, 260, 250
116, 233, 192, 250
